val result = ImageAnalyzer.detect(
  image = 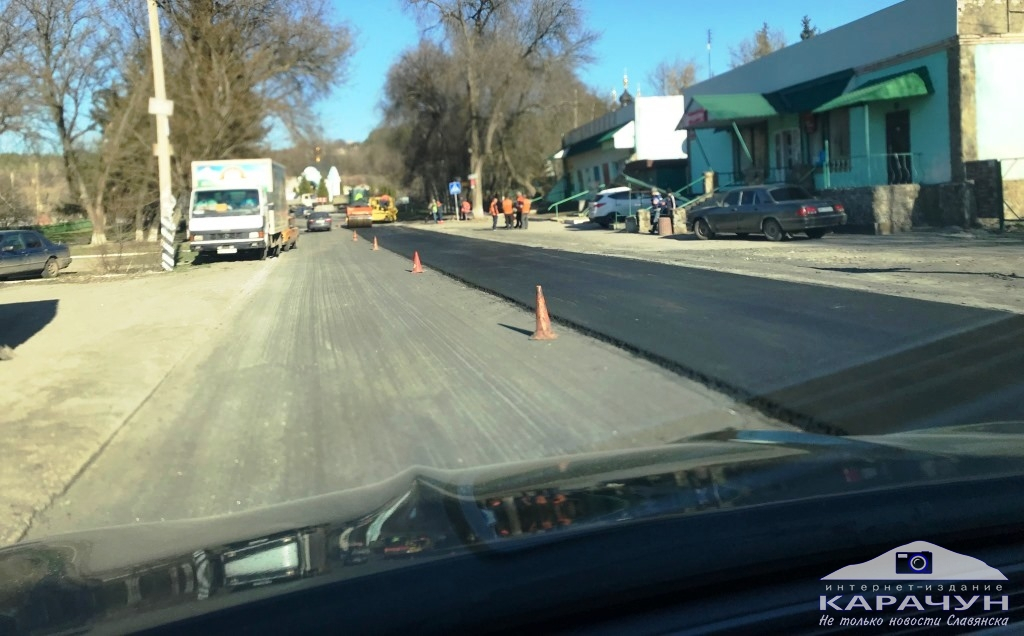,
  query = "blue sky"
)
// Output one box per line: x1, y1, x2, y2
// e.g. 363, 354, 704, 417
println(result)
317, 0, 903, 143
